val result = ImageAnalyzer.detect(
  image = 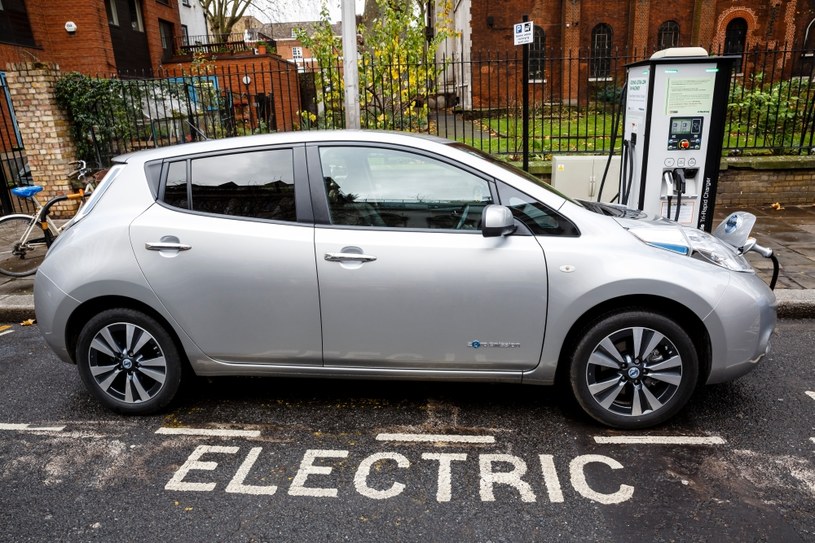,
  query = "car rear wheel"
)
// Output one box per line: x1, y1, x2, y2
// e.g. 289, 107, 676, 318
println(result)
76, 309, 181, 415
570, 310, 698, 429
